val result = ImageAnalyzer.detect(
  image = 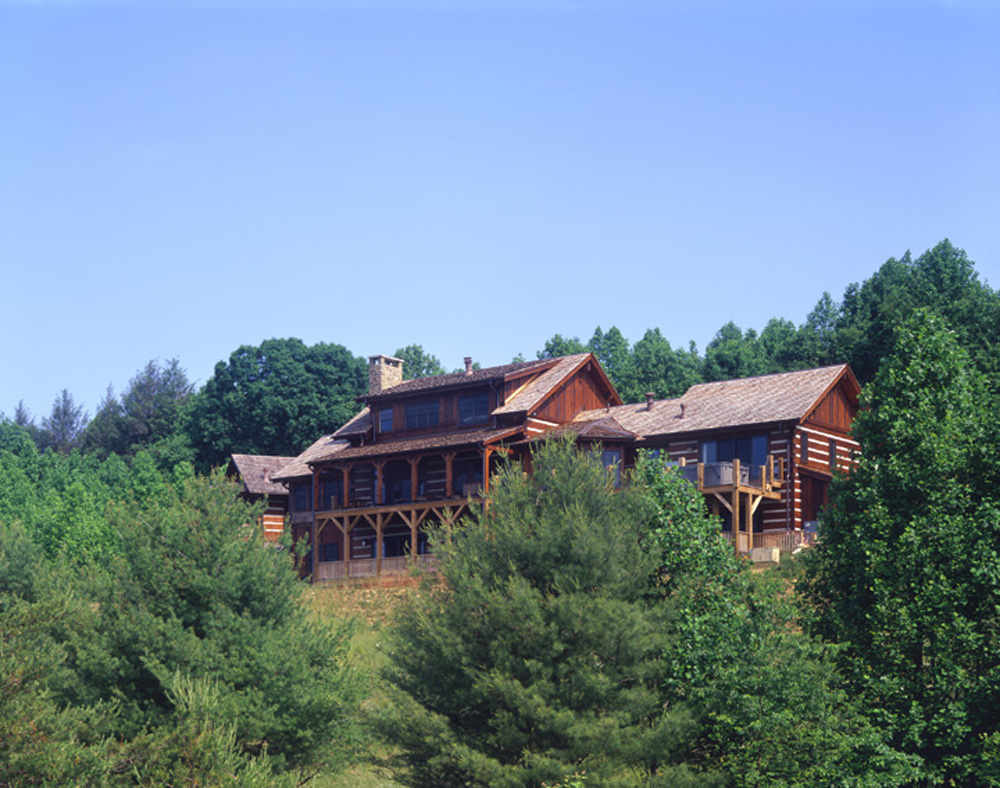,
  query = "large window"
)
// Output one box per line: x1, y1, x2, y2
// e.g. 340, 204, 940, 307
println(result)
458, 392, 489, 425
701, 434, 768, 469
405, 399, 439, 430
